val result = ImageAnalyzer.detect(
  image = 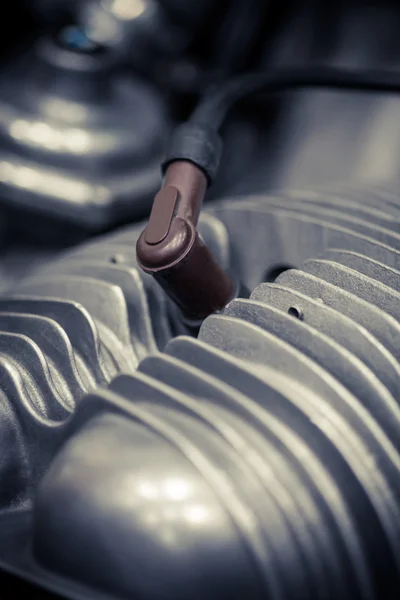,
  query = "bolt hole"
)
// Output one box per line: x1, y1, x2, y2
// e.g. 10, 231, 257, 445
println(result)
288, 306, 304, 320
264, 264, 295, 283
110, 254, 124, 264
